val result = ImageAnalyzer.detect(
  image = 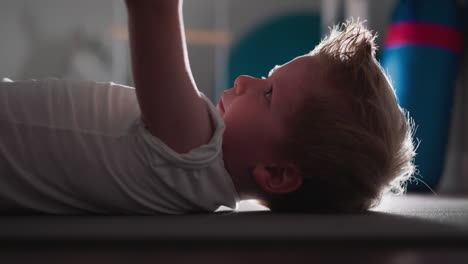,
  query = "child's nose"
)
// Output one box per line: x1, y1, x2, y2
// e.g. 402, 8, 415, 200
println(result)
234, 75, 260, 95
